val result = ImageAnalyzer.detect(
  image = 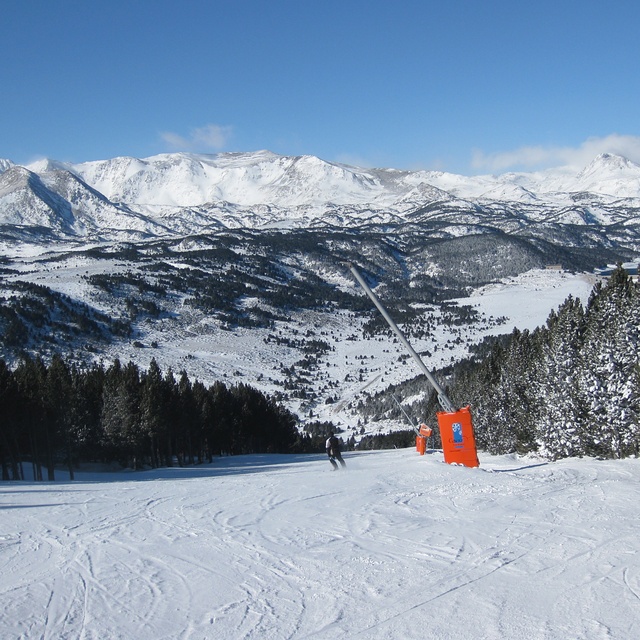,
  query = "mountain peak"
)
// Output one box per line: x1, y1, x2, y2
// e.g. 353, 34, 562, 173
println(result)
3, 149, 640, 244
588, 152, 638, 170
570, 153, 640, 198
26, 158, 72, 174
